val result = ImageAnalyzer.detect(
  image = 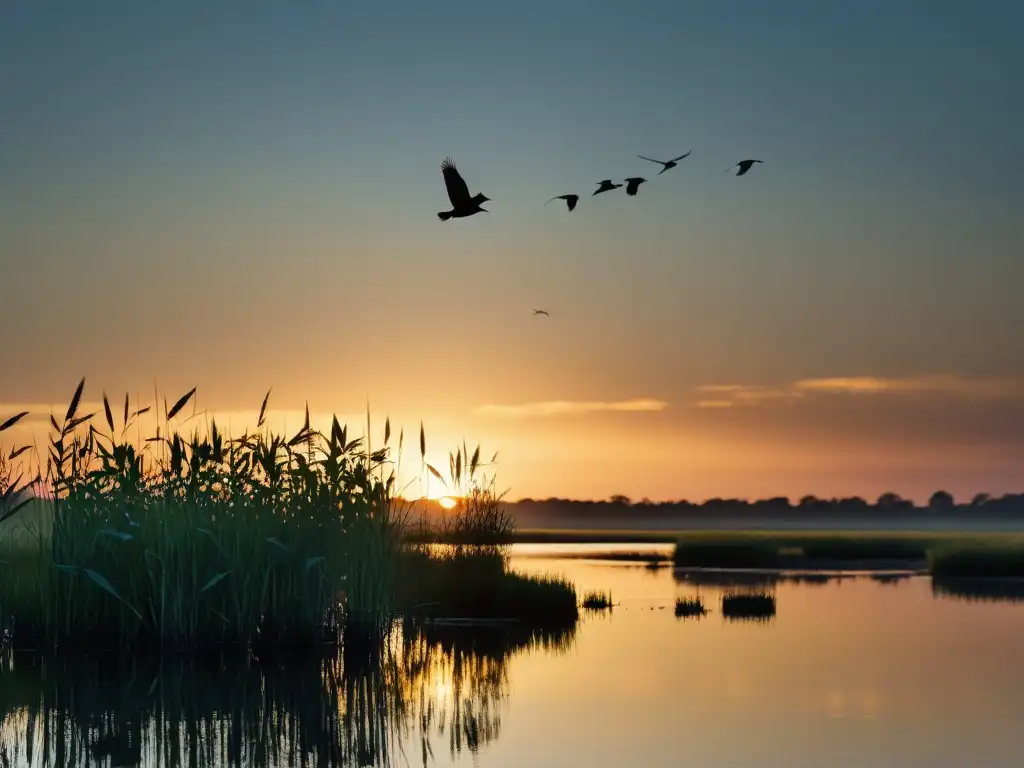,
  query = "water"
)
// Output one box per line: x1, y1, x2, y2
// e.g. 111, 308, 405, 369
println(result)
3, 543, 1024, 767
